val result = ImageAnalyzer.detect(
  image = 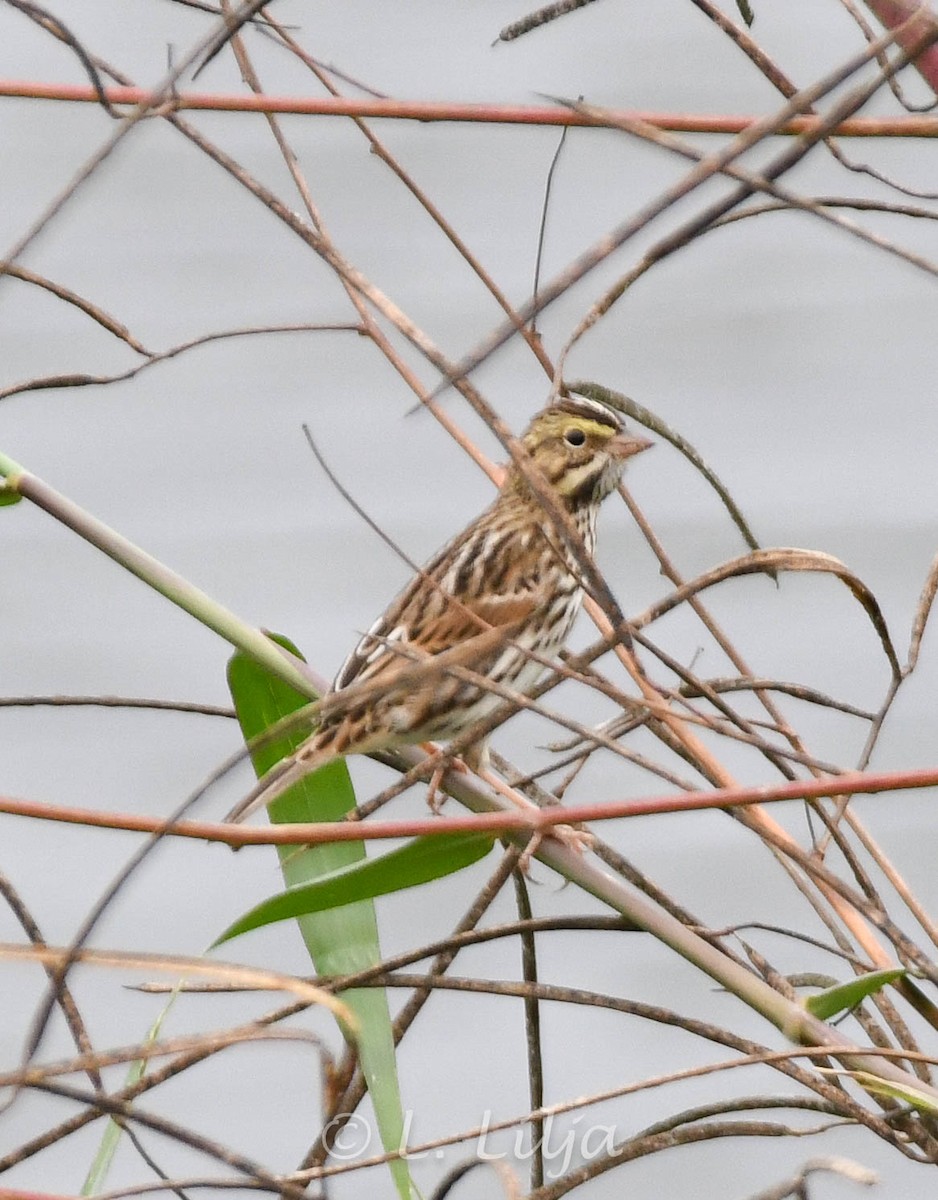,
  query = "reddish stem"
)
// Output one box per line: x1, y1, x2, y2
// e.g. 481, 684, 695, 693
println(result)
0, 81, 936, 136
3, 766, 938, 845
